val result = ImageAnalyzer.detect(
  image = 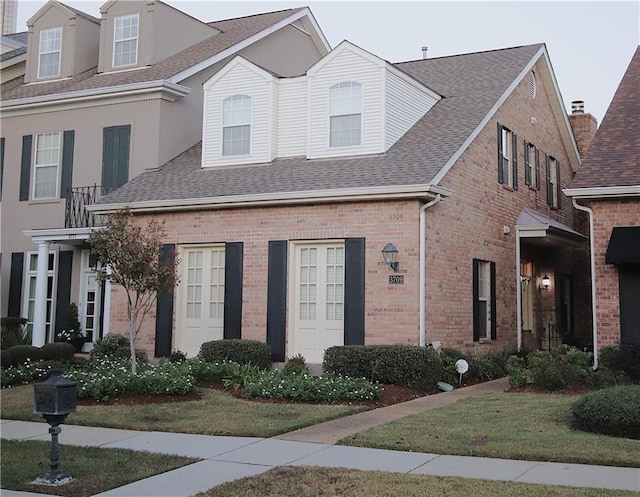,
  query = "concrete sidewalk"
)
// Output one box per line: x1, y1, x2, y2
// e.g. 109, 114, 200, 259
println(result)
2, 378, 639, 496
